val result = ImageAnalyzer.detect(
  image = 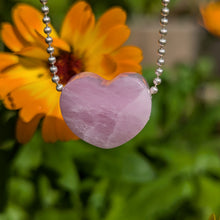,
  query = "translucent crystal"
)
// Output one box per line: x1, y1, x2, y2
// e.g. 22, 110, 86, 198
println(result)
60, 72, 152, 149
